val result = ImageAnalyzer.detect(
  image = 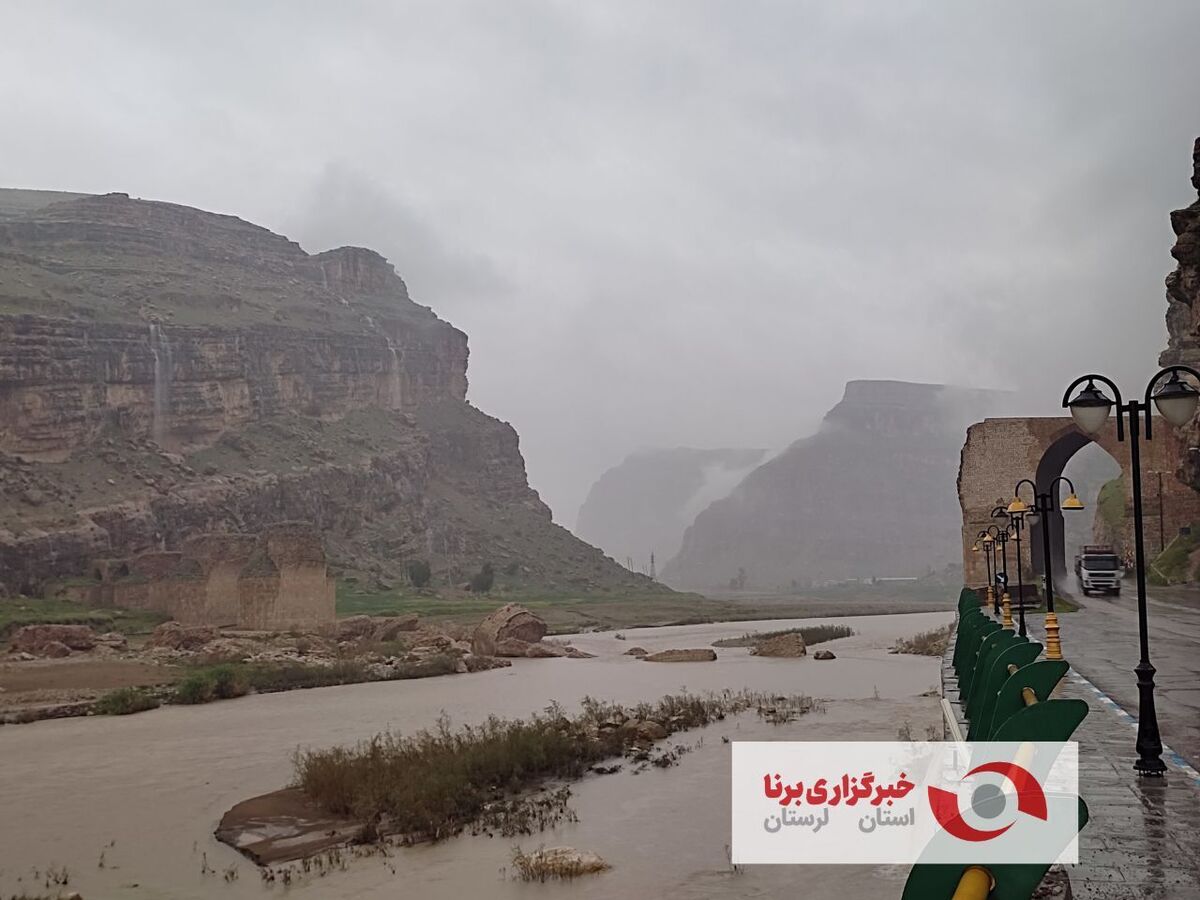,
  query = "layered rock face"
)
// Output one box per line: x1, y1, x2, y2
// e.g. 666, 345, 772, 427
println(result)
661, 380, 1008, 590
0, 191, 465, 458
0, 190, 657, 597
1160, 137, 1200, 489
576, 447, 767, 570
